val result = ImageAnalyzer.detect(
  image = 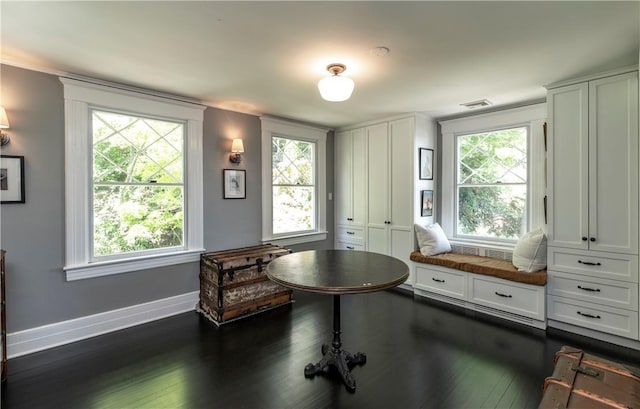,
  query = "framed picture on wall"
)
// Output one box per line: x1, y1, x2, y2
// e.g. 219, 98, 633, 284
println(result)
419, 148, 433, 180
0, 155, 25, 204
421, 190, 433, 217
223, 169, 246, 199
